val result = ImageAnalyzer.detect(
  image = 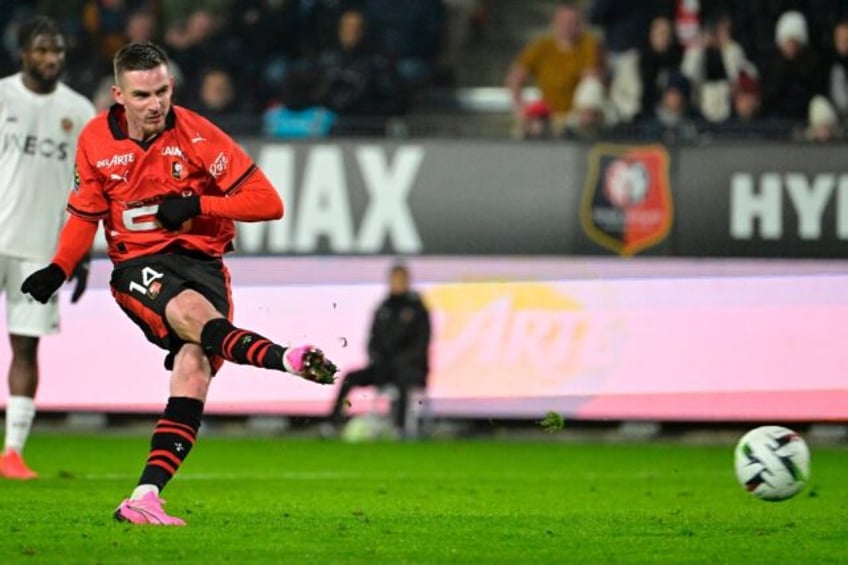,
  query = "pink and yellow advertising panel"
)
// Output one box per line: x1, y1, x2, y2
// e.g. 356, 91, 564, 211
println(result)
1, 257, 846, 421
